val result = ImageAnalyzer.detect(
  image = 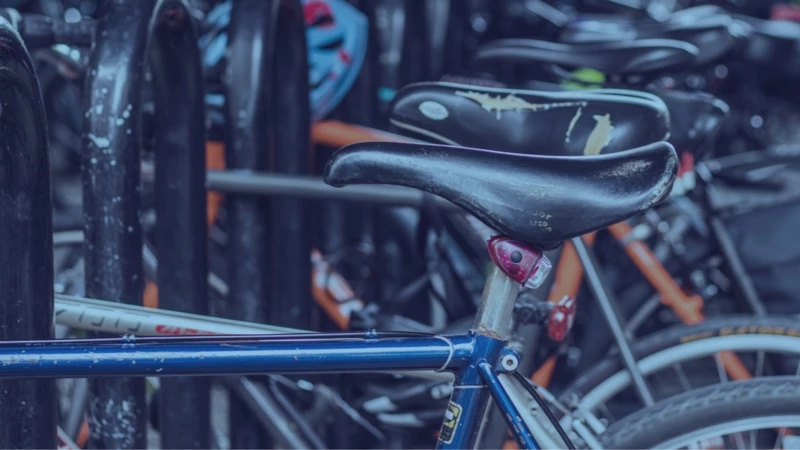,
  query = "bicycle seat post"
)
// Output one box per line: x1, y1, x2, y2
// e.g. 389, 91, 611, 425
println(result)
474, 237, 552, 341
474, 265, 521, 340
